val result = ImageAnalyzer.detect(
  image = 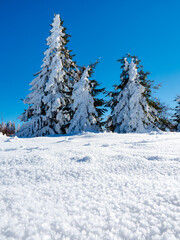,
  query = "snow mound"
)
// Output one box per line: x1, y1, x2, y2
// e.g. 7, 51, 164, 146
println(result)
0, 133, 180, 240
